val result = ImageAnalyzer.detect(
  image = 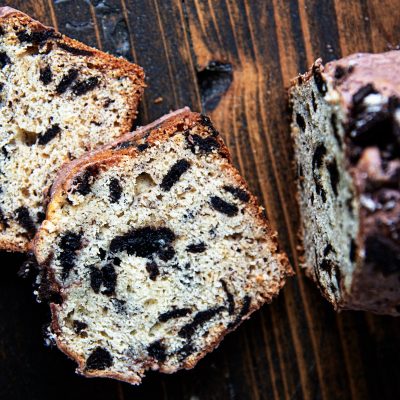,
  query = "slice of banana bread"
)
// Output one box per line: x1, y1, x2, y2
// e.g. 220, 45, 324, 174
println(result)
0, 7, 144, 252
33, 108, 292, 384
290, 51, 400, 315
